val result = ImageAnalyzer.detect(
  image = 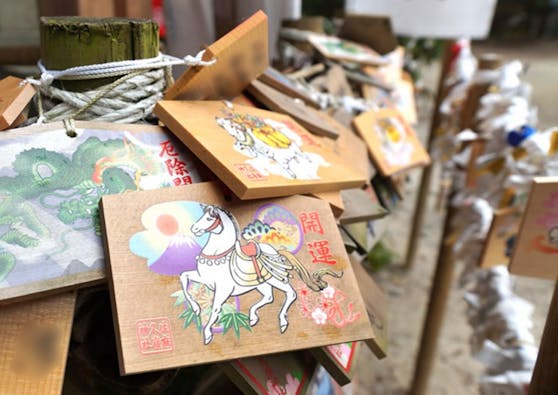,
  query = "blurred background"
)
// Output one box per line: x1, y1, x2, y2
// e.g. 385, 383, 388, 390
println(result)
1, 1, 557, 394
